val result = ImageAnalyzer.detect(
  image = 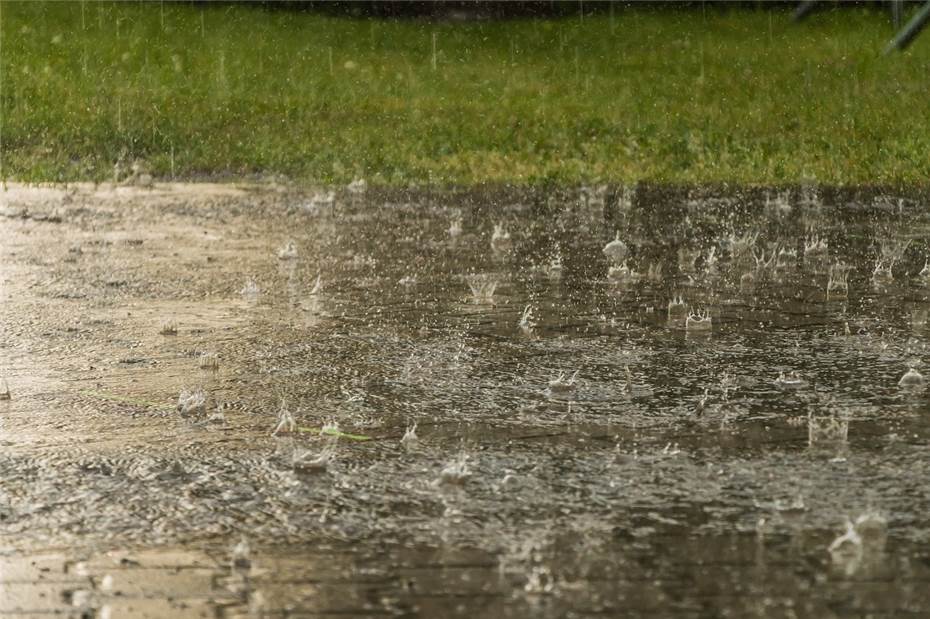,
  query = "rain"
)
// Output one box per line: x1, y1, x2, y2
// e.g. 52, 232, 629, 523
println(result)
3, 1, 930, 618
